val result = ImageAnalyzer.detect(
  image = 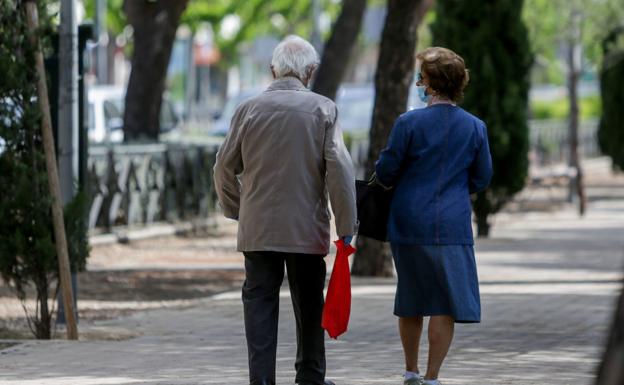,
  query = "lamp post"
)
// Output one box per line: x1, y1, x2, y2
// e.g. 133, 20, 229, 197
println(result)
59, 0, 78, 203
